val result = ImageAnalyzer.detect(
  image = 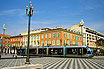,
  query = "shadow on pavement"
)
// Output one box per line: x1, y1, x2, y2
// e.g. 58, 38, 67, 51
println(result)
0, 56, 41, 60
